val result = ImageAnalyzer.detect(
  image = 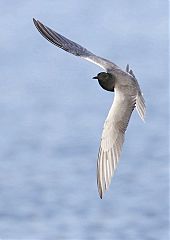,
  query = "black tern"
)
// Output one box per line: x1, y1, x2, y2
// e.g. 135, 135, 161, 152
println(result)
33, 18, 146, 199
